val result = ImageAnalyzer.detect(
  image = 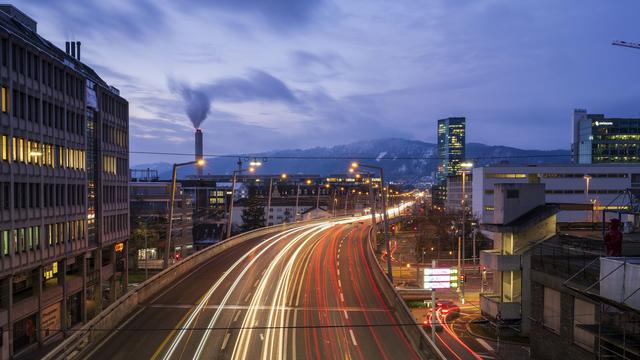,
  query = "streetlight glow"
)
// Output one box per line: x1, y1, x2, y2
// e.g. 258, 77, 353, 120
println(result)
281, 173, 287, 179
196, 159, 205, 167
306, 179, 312, 185
350, 162, 359, 169
248, 167, 255, 173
